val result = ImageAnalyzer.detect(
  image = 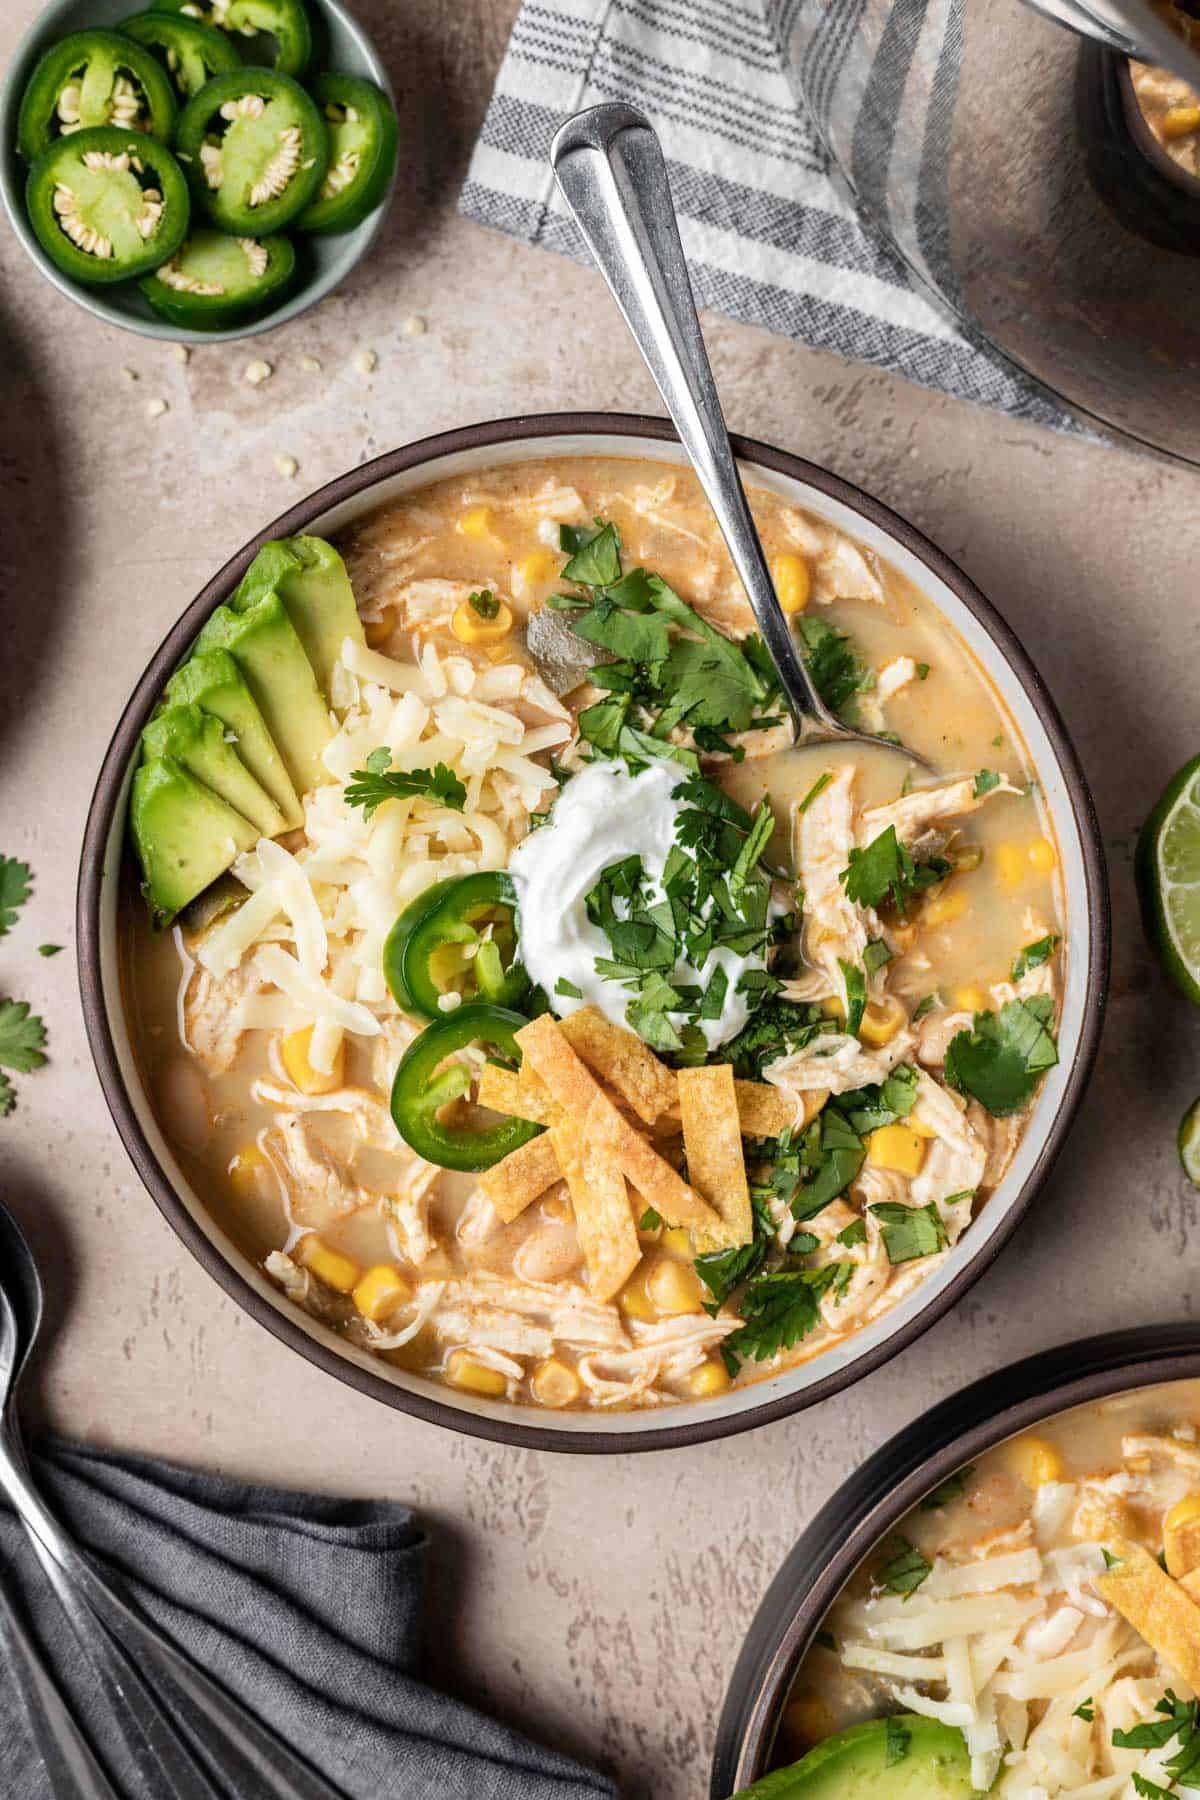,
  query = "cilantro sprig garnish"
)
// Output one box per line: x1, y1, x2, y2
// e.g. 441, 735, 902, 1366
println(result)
1113, 1690, 1200, 1791
944, 996, 1058, 1117
875, 1536, 932, 1599
919, 1466, 974, 1511
0, 997, 48, 1118
796, 616, 874, 718
0, 857, 32, 939
869, 1200, 948, 1264
840, 825, 949, 915
344, 749, 467, 822
720, 1263, 850, 1371
1011, 934, 1058, 981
